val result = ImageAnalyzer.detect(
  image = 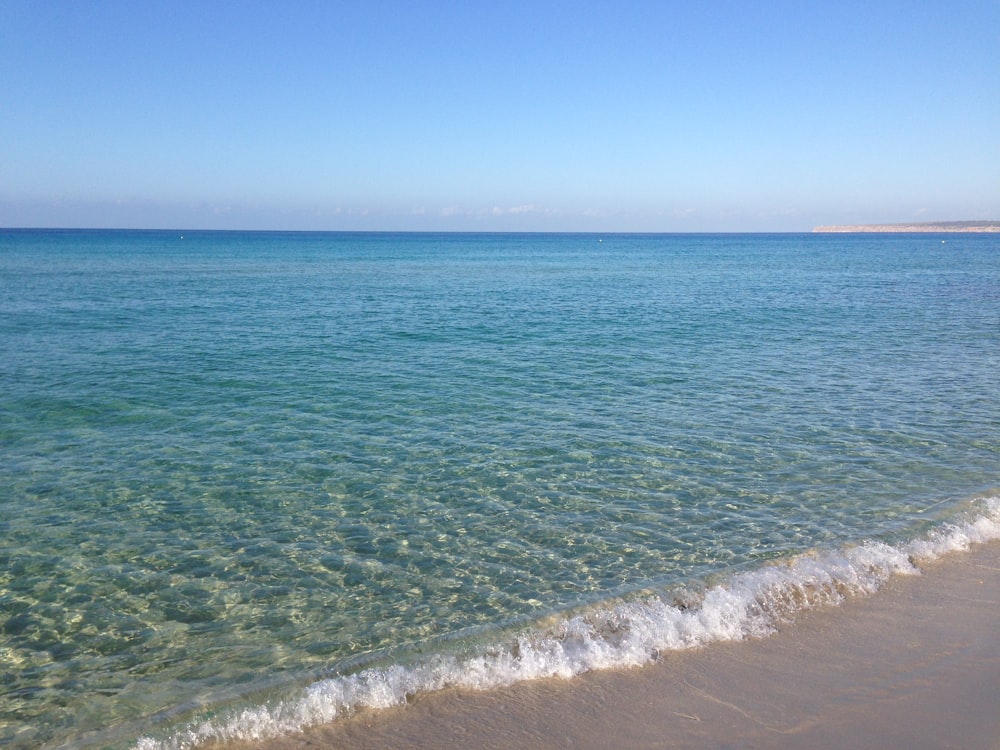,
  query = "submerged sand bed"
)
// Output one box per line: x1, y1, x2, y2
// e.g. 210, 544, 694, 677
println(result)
236, 542, 1000, 750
